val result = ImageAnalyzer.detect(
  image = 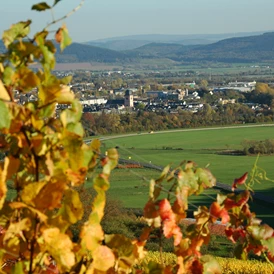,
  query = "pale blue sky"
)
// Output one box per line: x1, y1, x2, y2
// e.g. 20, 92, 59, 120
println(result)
0, 0, 274, 42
